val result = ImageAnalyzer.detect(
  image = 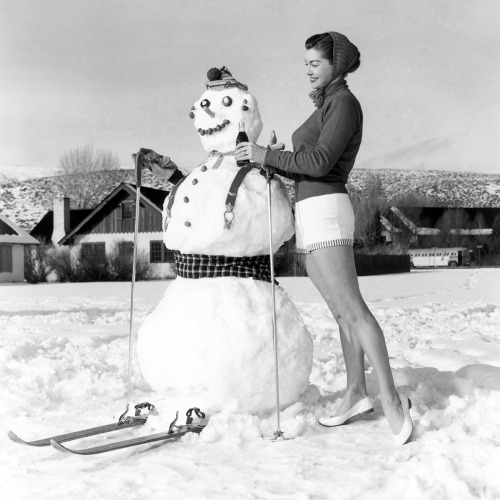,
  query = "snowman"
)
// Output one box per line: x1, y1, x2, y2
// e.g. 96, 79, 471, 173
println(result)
137, 67, 313, 414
